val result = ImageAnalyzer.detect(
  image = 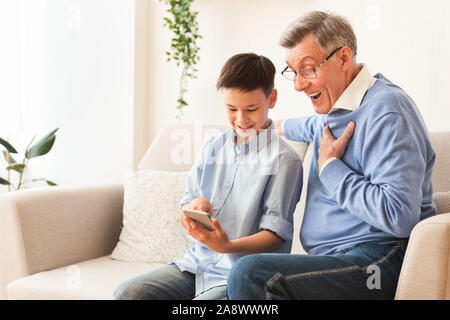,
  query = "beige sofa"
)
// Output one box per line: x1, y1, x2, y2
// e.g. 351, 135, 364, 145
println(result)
1, 122, 449, 300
